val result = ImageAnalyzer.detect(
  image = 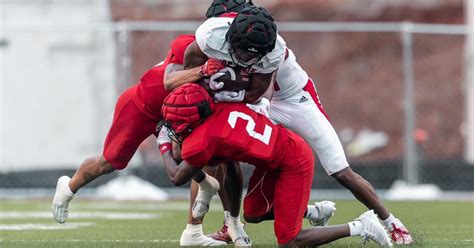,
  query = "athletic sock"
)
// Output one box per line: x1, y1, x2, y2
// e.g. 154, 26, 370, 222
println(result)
224, 211, 231, 225
185, 223, 203, 233
228, 215, 241, 226
382, 213, 396, 229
